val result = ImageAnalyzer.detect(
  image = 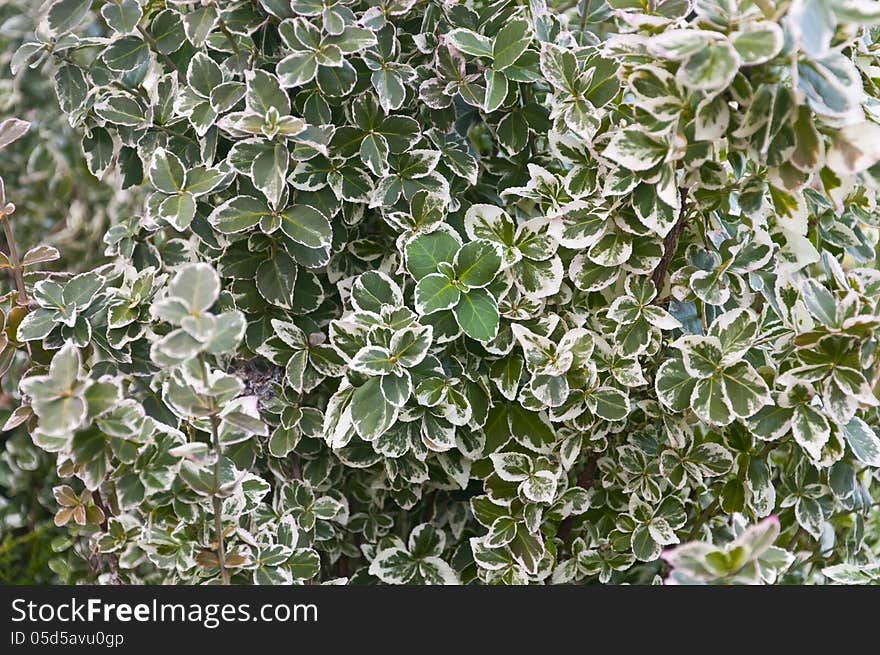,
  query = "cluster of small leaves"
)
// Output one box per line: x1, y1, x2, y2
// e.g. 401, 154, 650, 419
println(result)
0, 1, 149, 583
4, 0, 880, 585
